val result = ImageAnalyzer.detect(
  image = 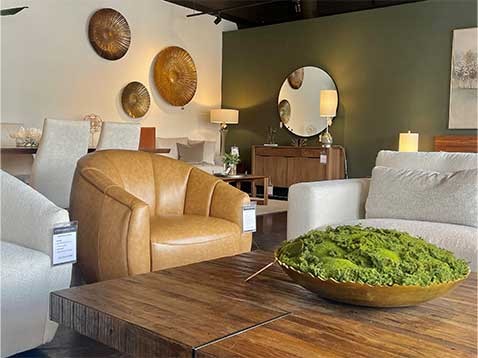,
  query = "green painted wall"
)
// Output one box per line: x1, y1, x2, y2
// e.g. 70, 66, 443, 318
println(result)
222, 0, 477, 177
